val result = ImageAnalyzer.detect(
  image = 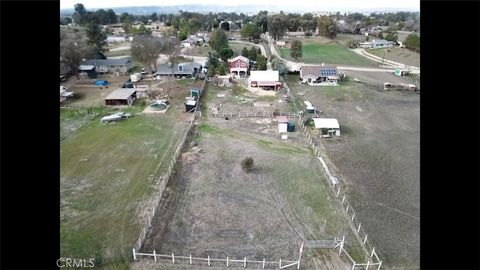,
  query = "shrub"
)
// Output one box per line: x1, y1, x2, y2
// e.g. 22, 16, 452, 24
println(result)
241, 157, 254, 172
